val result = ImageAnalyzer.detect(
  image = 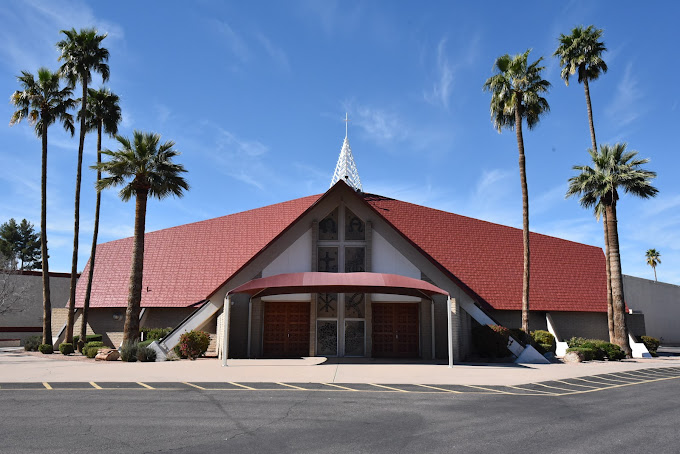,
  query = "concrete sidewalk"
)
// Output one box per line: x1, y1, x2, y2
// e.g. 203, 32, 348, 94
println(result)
2, 348, 679, 385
